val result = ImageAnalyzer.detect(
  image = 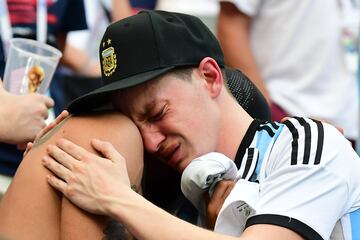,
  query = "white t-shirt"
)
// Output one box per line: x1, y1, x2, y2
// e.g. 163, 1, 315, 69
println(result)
156, 0, 219, 17
155, 0, 219, 33
220, 0, 360, 139
214, 118, 360, 239
66, 0, 110, 61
